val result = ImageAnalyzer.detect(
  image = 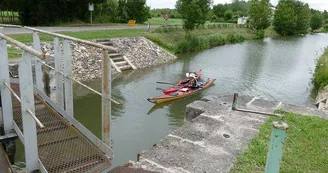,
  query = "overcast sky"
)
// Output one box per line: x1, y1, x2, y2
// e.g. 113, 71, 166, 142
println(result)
146, 0, 328, 11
